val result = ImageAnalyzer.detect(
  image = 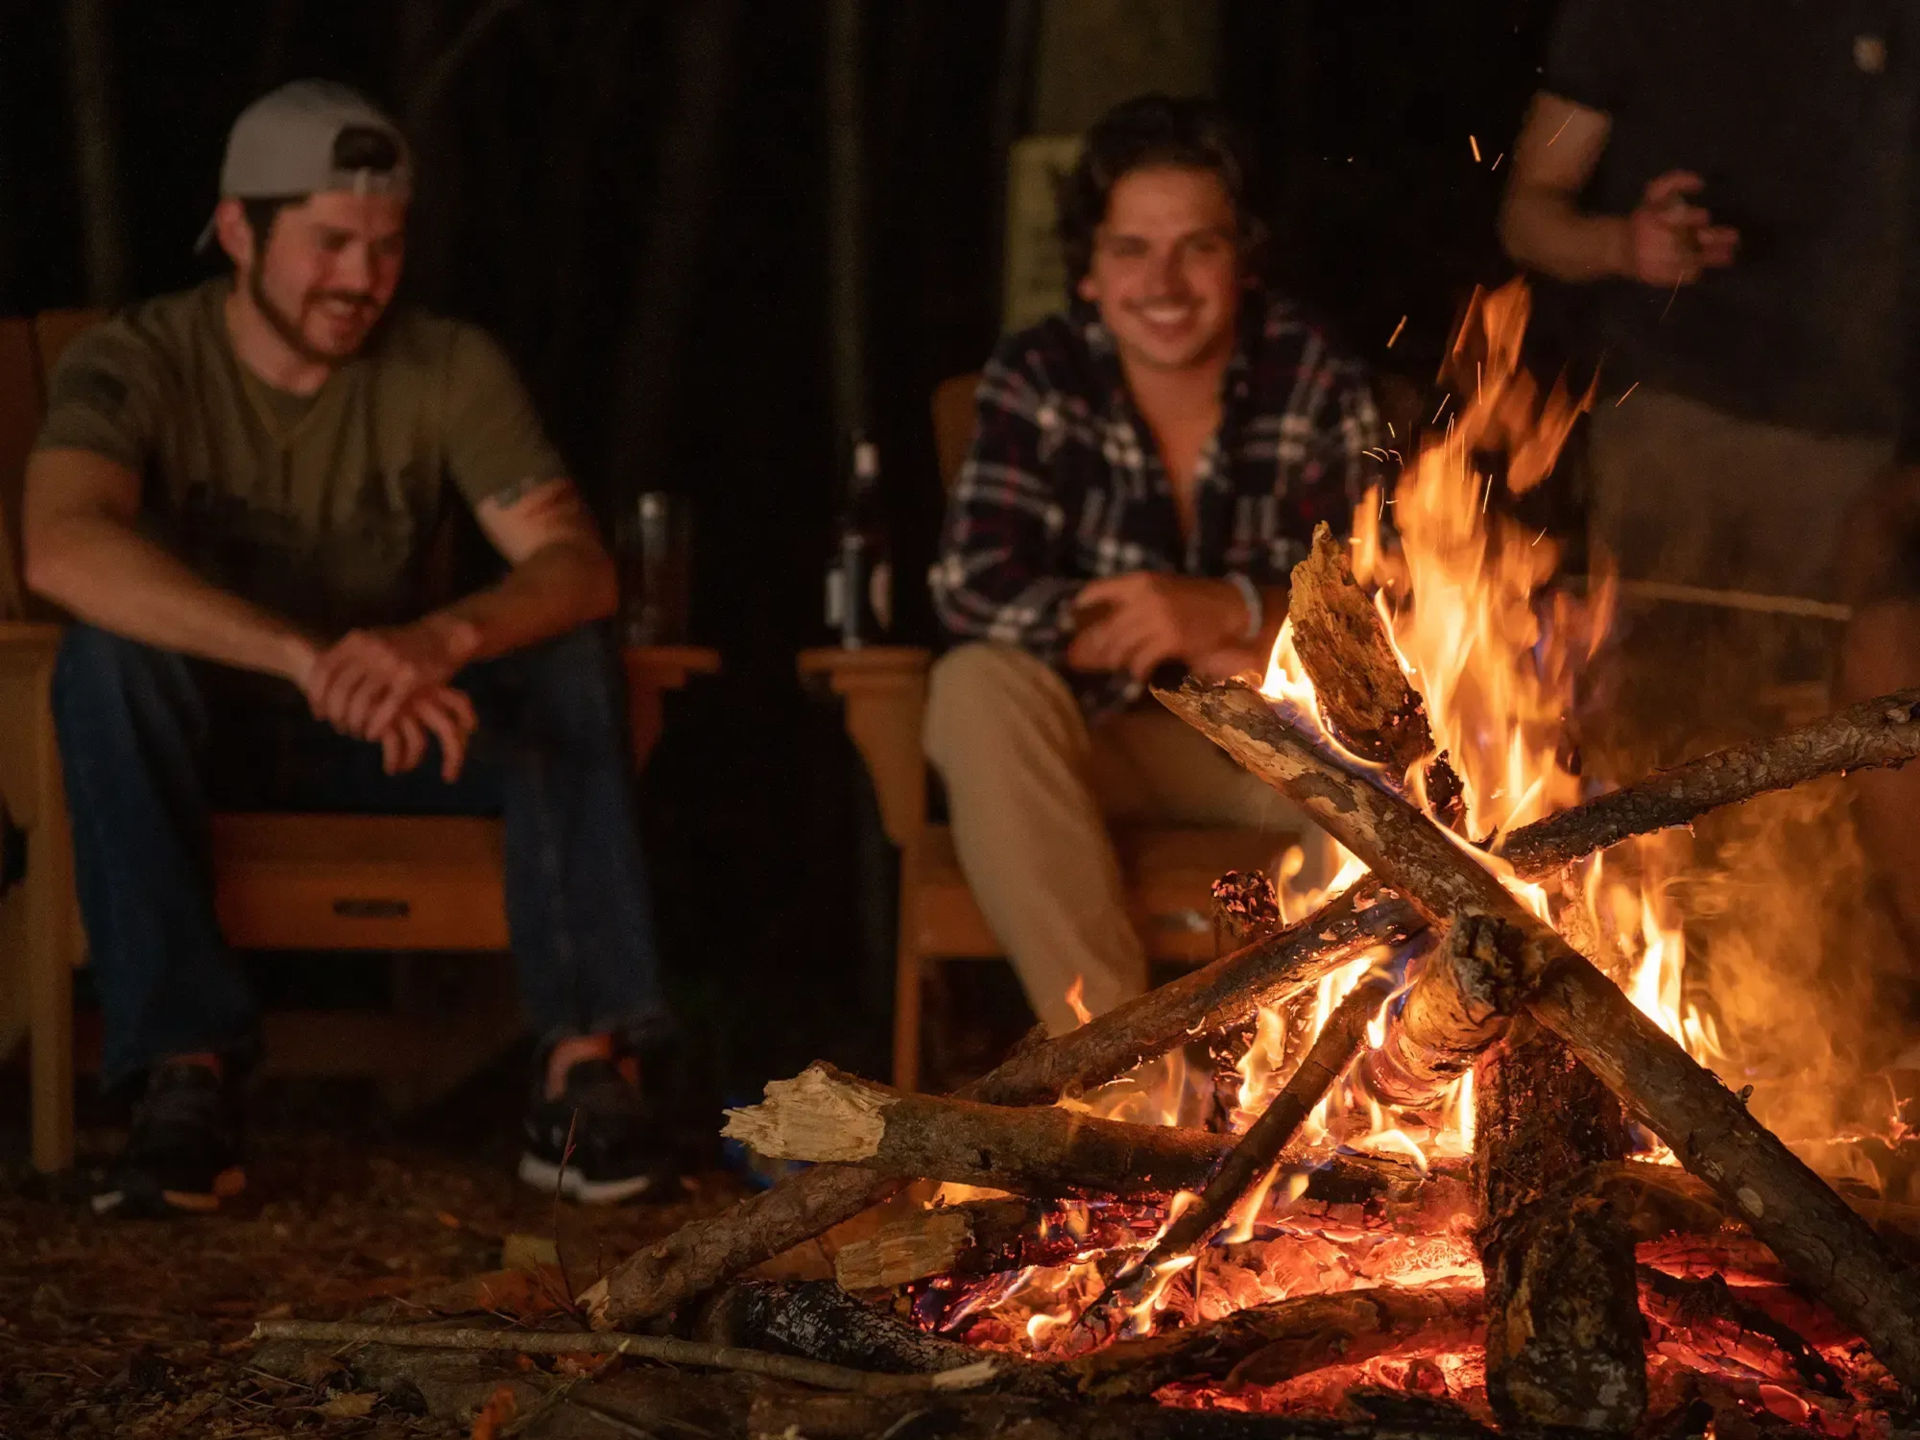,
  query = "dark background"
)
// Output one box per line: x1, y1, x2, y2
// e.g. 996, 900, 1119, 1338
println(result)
0, 0, 1551, 1114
